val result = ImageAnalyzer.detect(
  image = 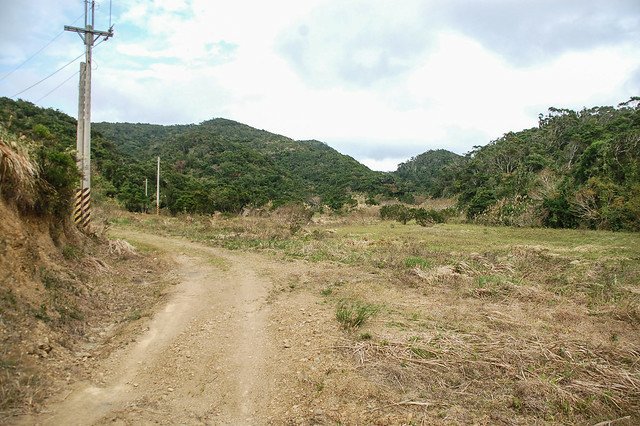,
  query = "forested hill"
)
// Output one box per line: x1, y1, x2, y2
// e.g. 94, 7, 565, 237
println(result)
0, 97, 397, 214
393, 149, 462, 198
92, 119, 391, 212
435, 98, 640, 231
